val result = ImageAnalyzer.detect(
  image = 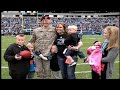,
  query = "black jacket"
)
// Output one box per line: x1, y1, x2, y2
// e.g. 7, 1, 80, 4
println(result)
64, 33, 80, 46
50, 53, 60, 71
4, 43, 31, 77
